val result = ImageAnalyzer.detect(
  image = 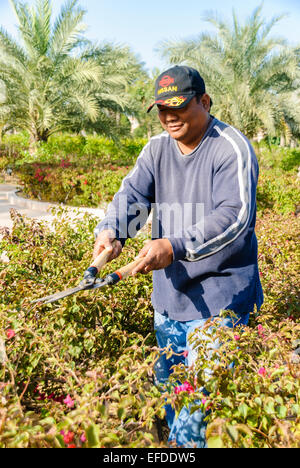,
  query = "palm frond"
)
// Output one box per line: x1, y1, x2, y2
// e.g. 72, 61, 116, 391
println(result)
158, 5, 300, 139
50, 0, 86, 58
